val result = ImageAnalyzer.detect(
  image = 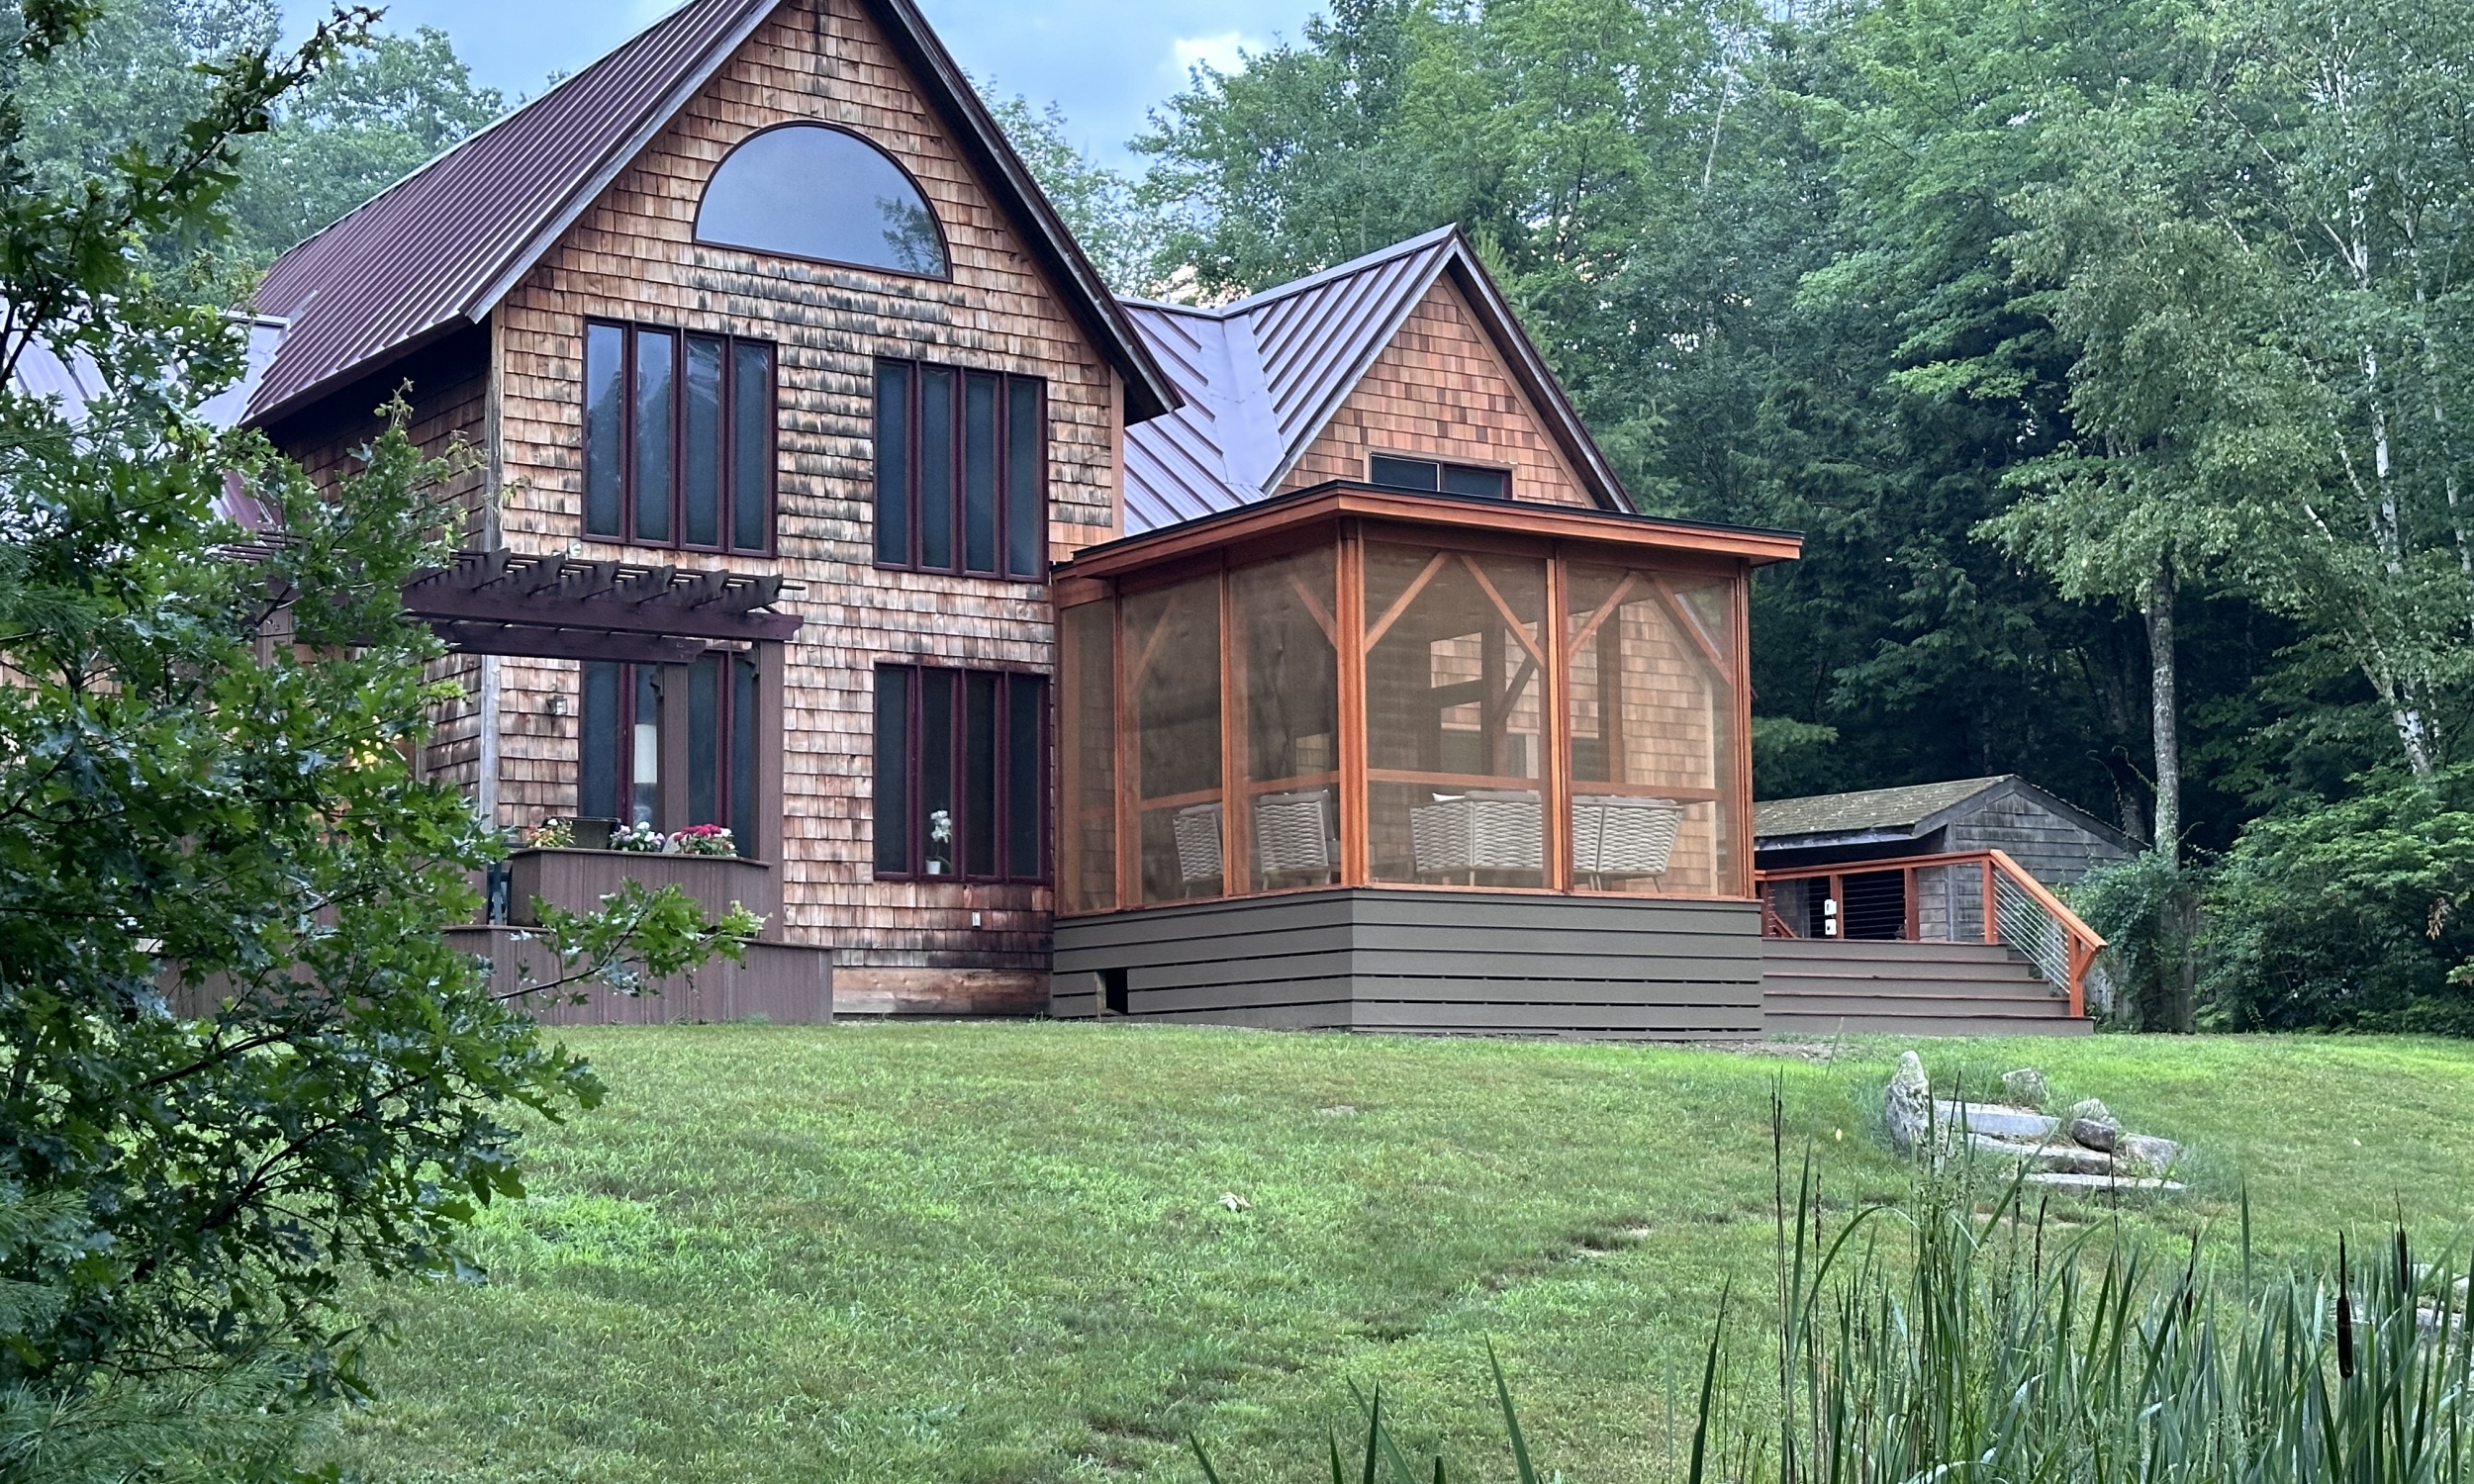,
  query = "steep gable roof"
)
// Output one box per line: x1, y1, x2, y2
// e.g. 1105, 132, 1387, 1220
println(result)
245, 0, 1178, 428
1116, 228, 1631, 534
